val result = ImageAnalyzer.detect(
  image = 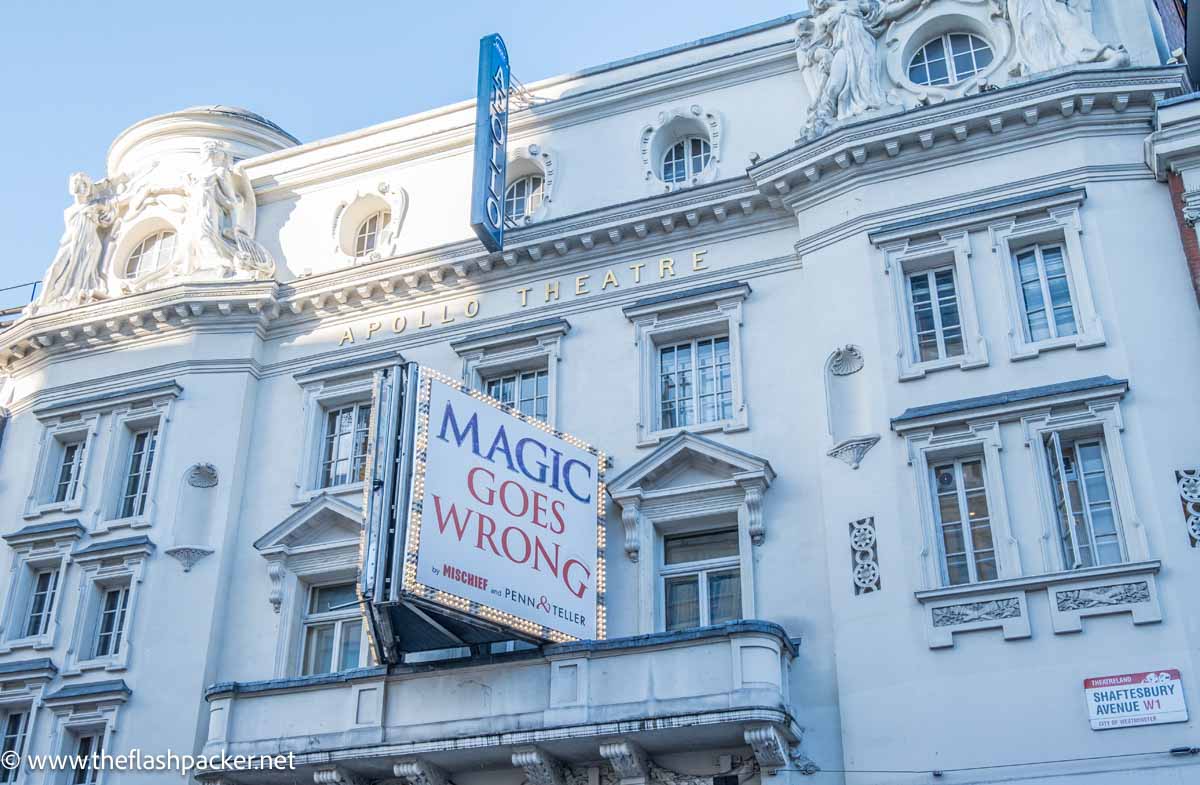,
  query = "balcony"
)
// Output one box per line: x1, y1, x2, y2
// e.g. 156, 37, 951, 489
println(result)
202, 621, 804, 783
